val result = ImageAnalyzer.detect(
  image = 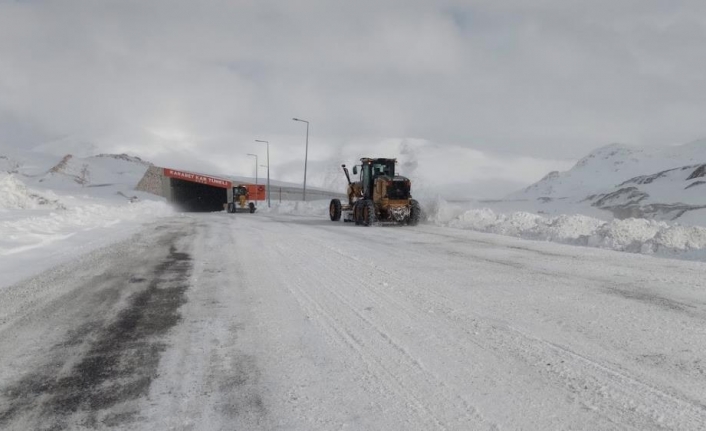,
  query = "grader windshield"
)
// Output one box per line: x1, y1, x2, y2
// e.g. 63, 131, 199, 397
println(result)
233, 186, 248, 197
368, 159, 395, 178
